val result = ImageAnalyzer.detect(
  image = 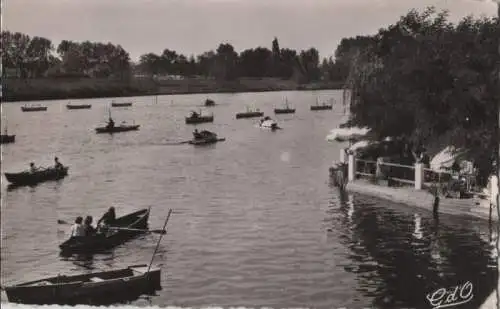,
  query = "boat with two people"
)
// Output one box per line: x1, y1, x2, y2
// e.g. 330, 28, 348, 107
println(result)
259, 116, 281, 130
204, 98, 215, 106
185, 110, 214, 124
189, 129, 225, 145
310, 98, 333, 111
66, 102, 92, 110
3, 209, 173, 306
21, 104, 48, 112
58, 207, 154, 254
4, 157, 69, 186
274, 98, 295, 114
95, 116, 140, 134
235, 106, 264, 119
